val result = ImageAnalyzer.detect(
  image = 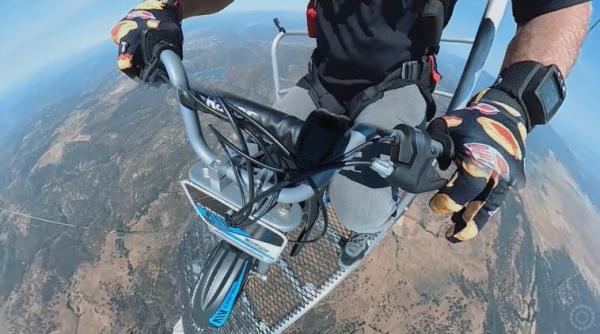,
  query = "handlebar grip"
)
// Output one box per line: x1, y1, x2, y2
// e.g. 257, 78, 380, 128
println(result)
426, 118, 455, 170
139, 23, 183, 83
373, 125, 451, 194
430, 139, 445, 159
159, 50, 190, 90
